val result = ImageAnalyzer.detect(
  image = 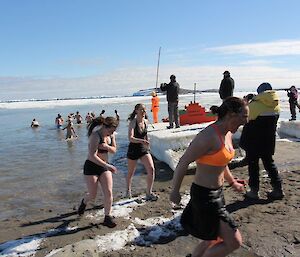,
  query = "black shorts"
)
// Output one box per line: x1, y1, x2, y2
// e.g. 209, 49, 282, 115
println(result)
83, 160, 107, 176
181, 183, 237, 240
127, 143, 149, 160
